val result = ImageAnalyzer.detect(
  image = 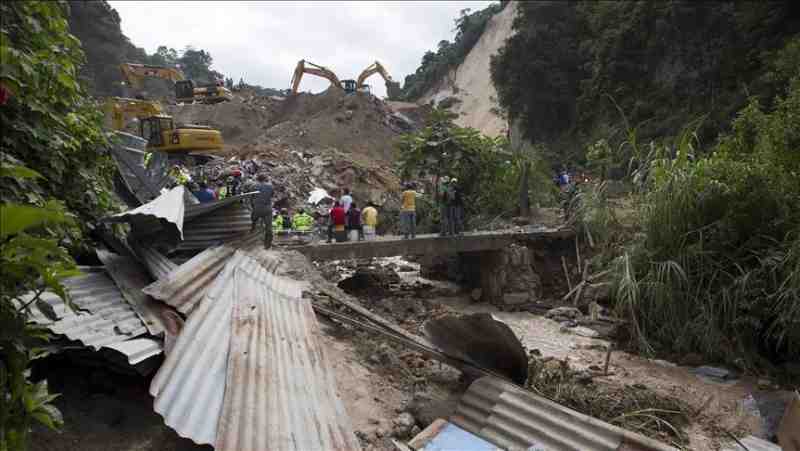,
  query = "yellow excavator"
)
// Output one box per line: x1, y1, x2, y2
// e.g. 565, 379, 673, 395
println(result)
104, 97, 223, 162
356, 61, 401, 99
119, 63, 232, 104
290, 59, 400, 98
